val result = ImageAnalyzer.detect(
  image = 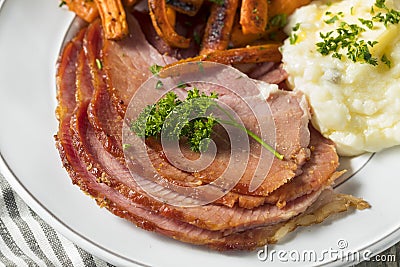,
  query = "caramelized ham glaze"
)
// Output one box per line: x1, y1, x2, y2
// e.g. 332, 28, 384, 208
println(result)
143, 88, 310, 197
102, 14, 176, 116
65, 46, 326, 231
85, 21, 124, 159
55, 12, 369, 250
60, 22, 325, 232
